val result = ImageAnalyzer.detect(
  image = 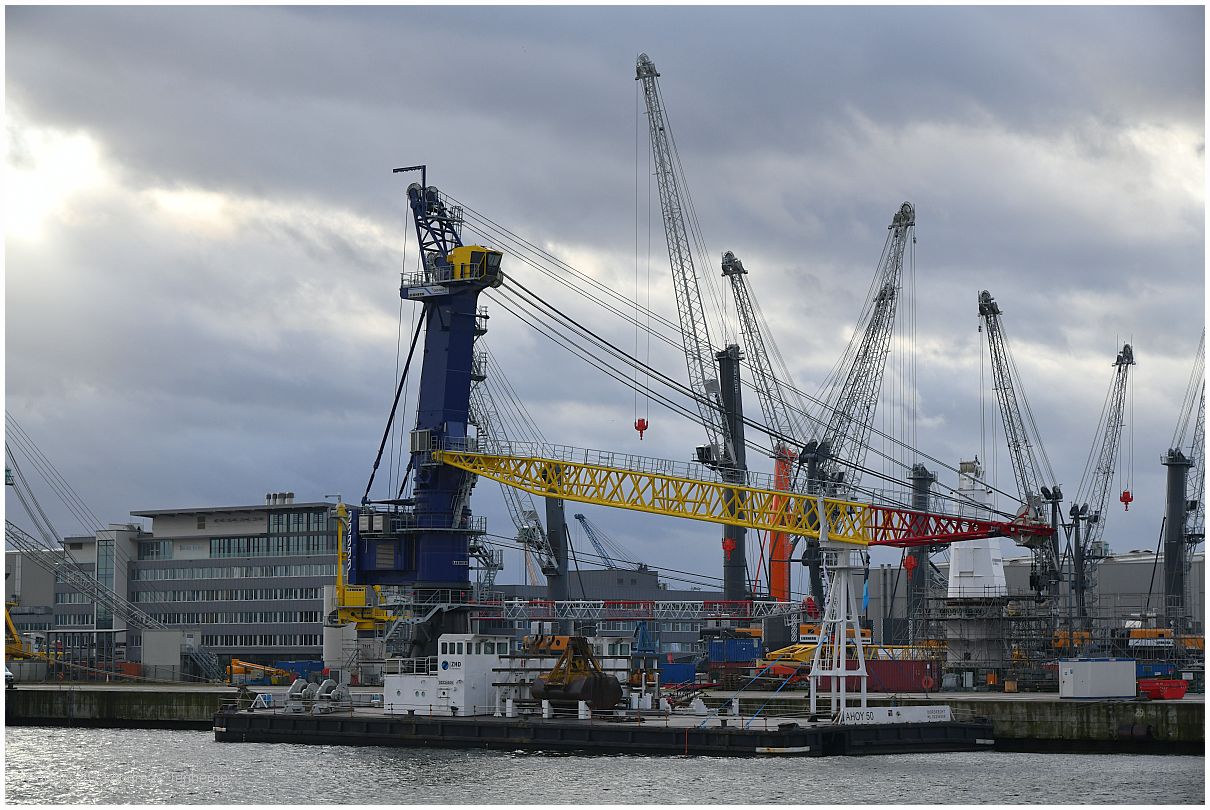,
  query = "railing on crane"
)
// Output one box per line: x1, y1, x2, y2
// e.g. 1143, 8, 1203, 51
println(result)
425, 439, 1051, 549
